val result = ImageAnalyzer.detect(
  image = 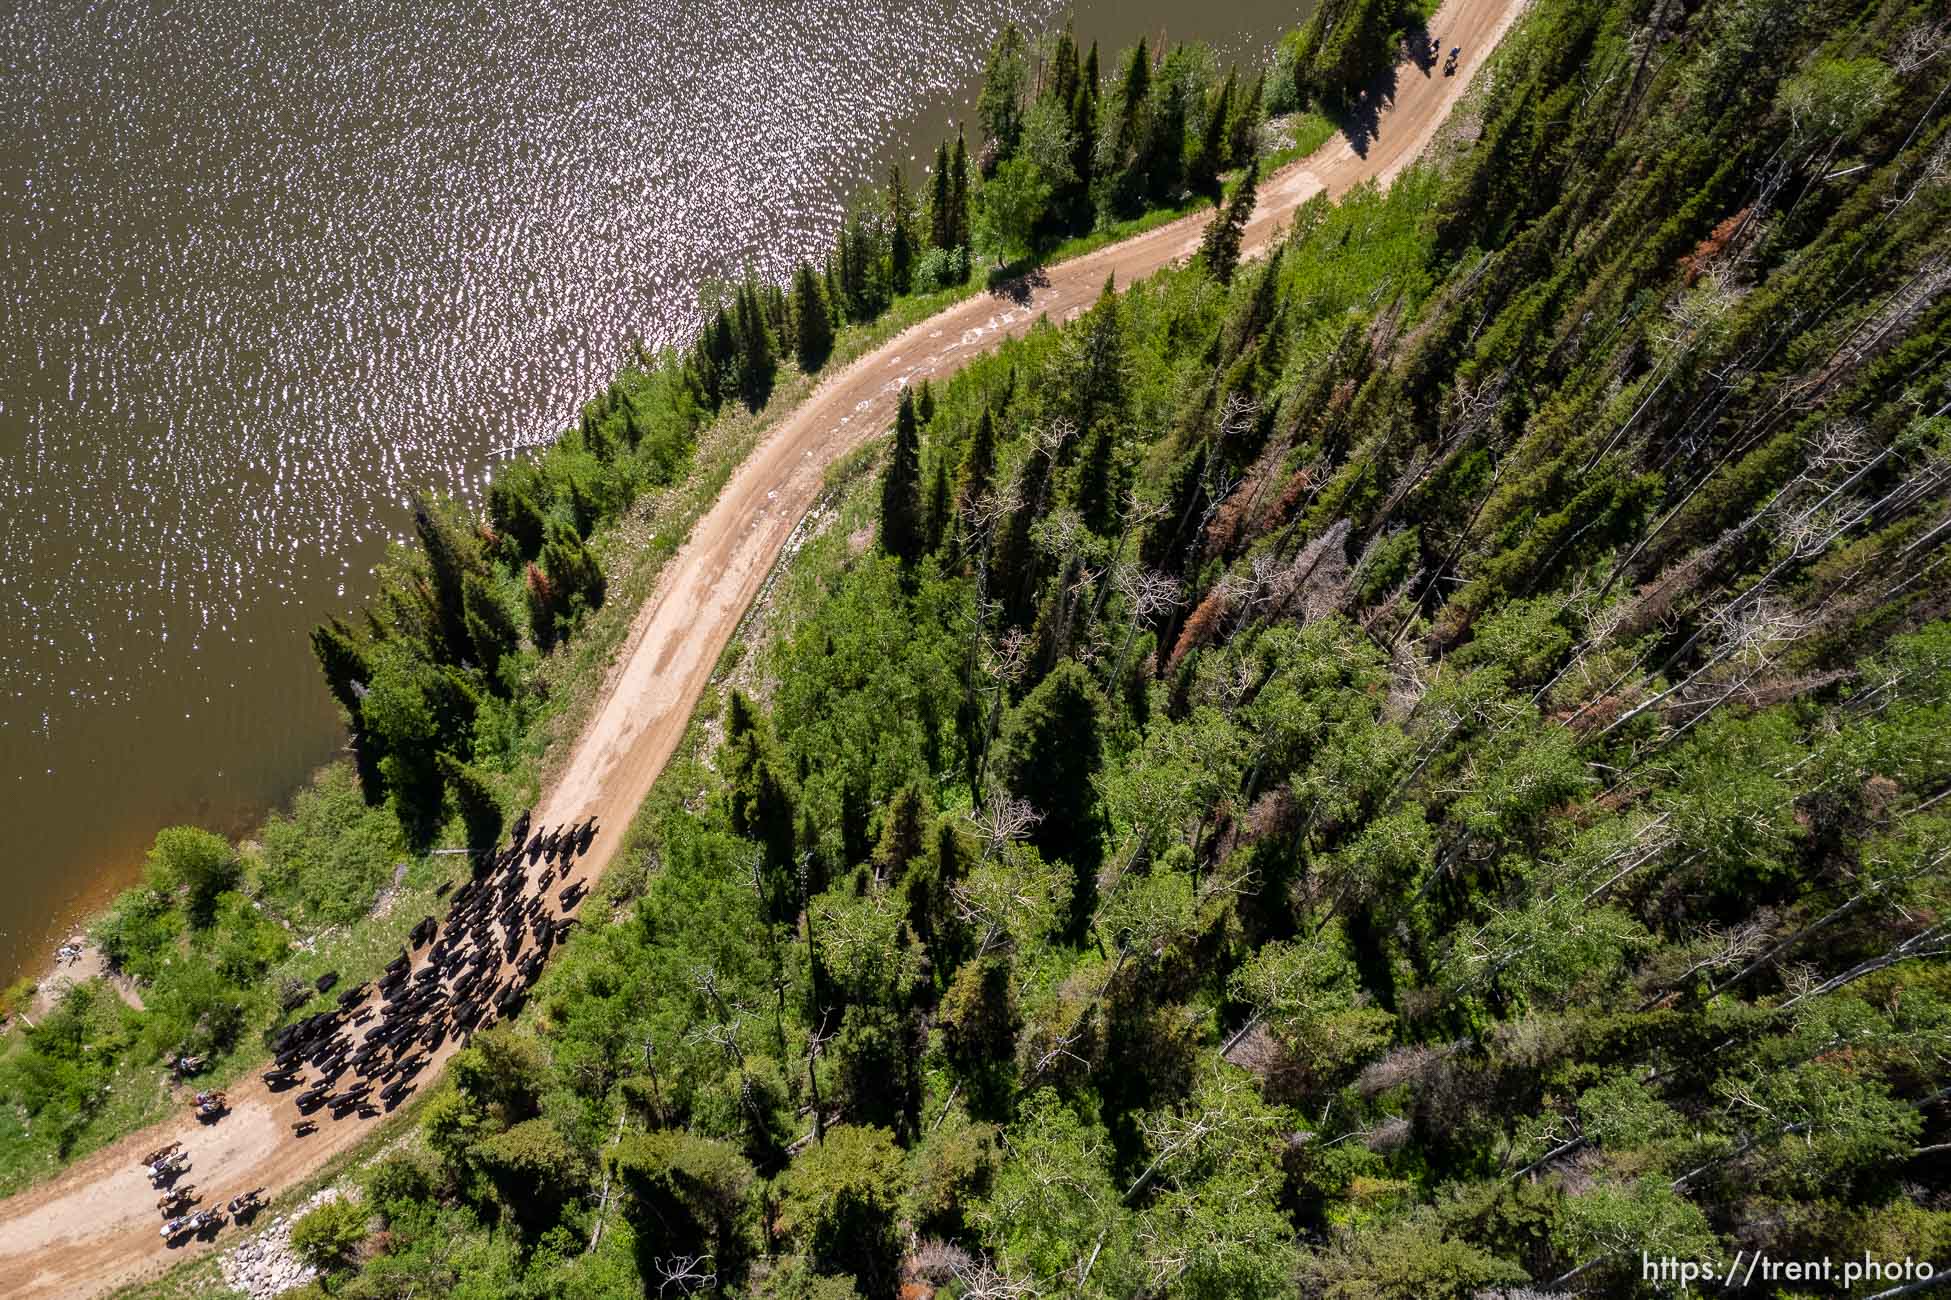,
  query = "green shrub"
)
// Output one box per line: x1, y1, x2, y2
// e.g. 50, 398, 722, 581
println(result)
289, 1197, 369, 1274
